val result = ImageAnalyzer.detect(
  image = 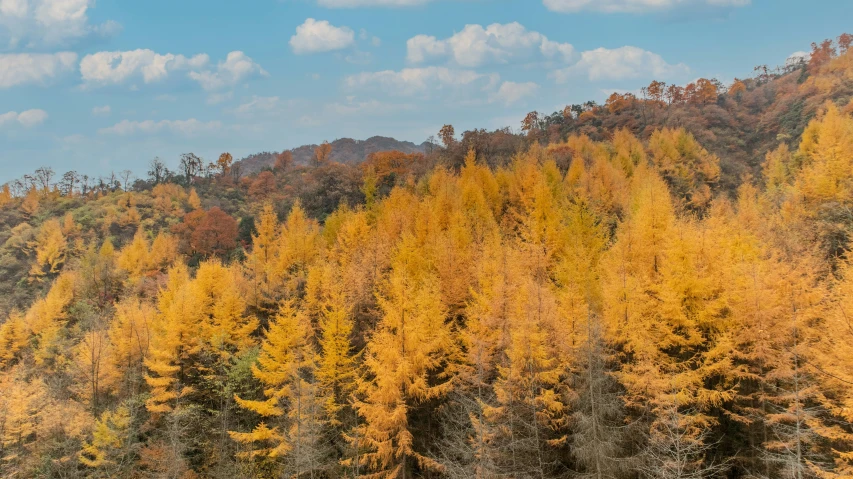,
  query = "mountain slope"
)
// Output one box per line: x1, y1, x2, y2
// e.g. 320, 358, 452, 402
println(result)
237, 136, 429, 174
